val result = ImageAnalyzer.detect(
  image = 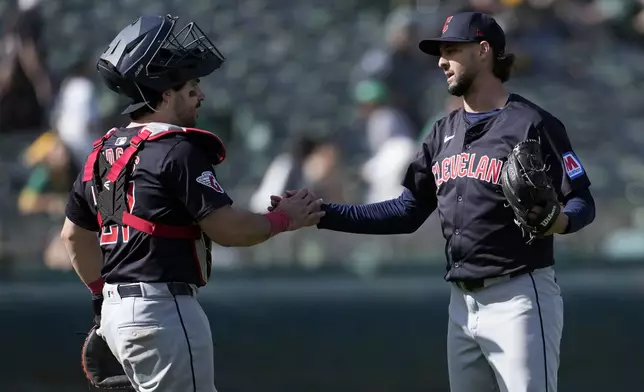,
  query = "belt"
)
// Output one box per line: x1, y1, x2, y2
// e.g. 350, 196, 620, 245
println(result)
453, 269, 534, 292
117, 282, 194, 298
